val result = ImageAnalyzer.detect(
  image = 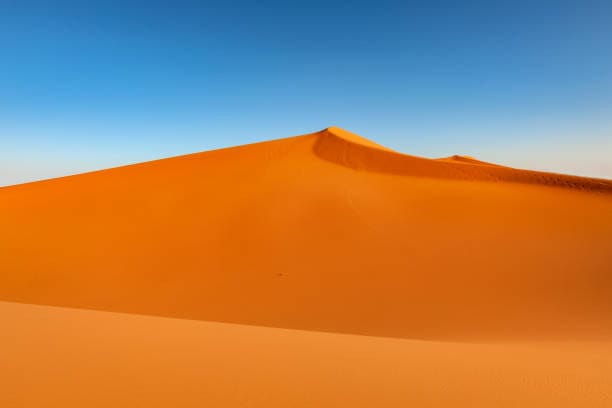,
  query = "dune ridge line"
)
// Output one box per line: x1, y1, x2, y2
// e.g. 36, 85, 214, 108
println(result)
314, 127, 612, 193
